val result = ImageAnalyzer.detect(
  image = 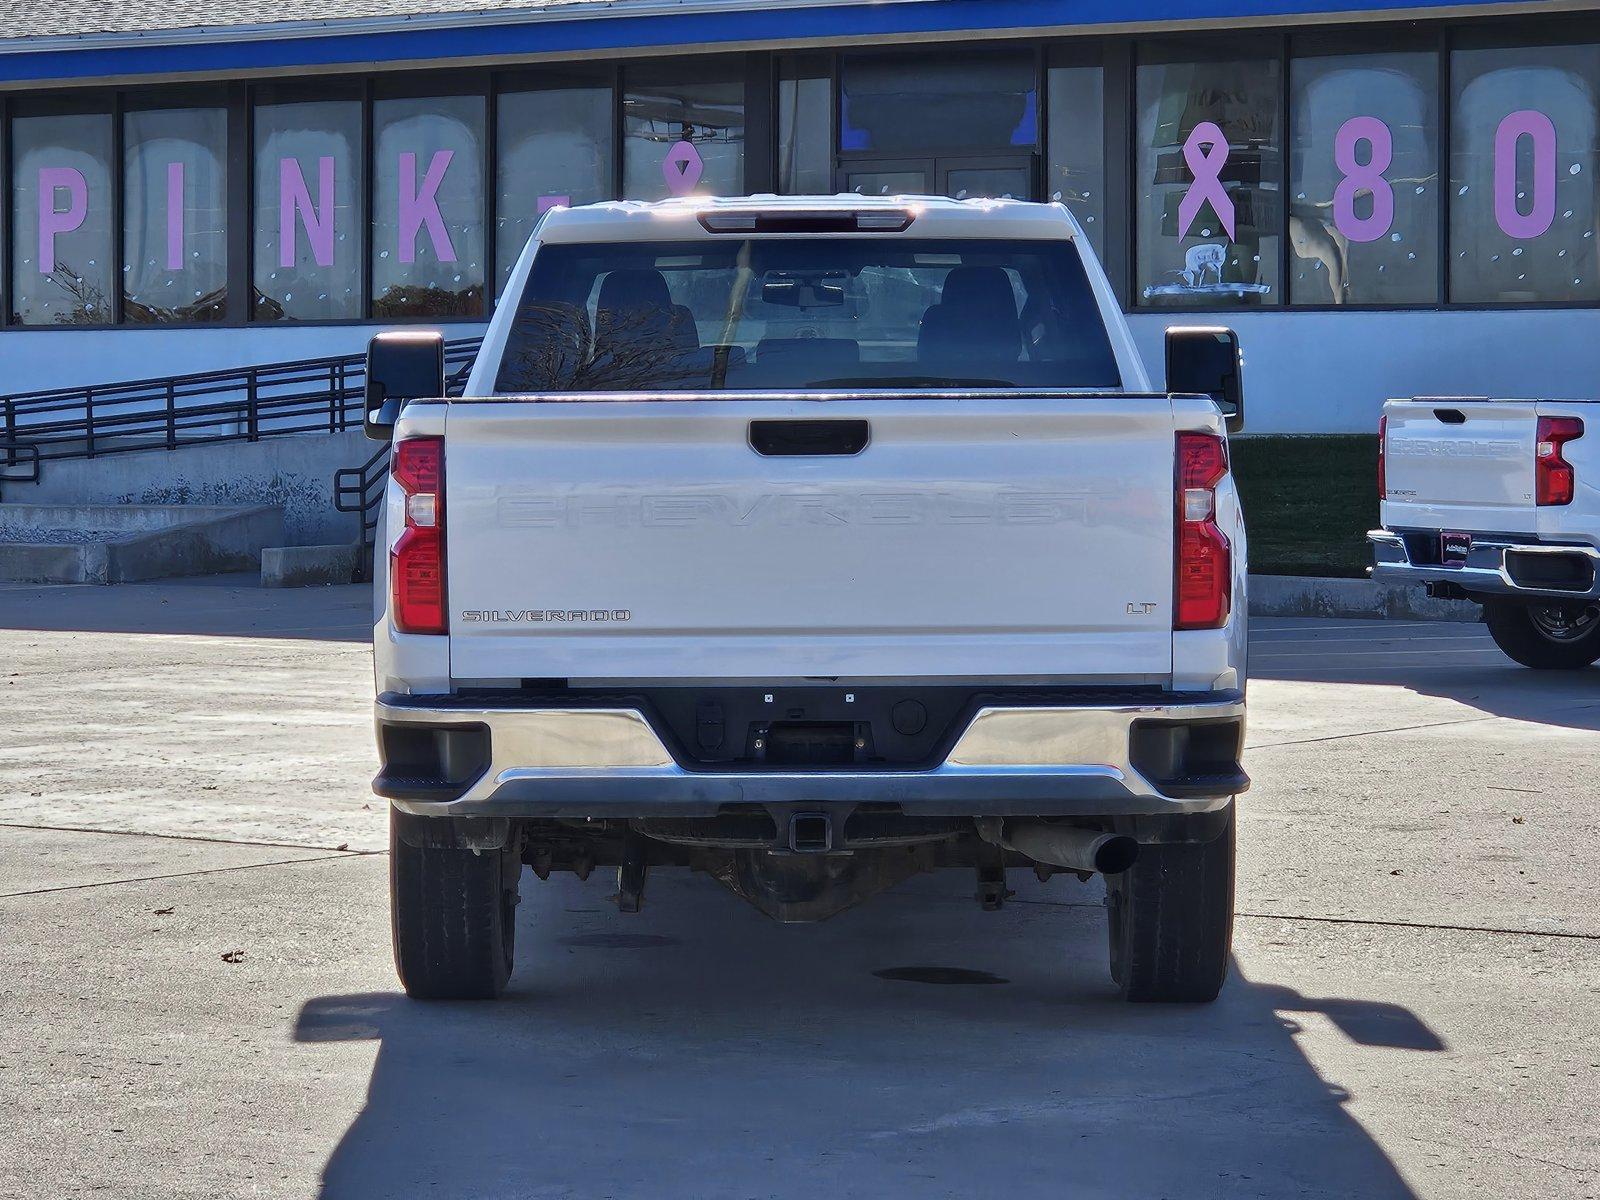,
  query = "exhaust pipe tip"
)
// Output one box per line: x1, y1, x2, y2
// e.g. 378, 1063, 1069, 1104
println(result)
1091, 835, 1139, 876
985, 820, 1141, 876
